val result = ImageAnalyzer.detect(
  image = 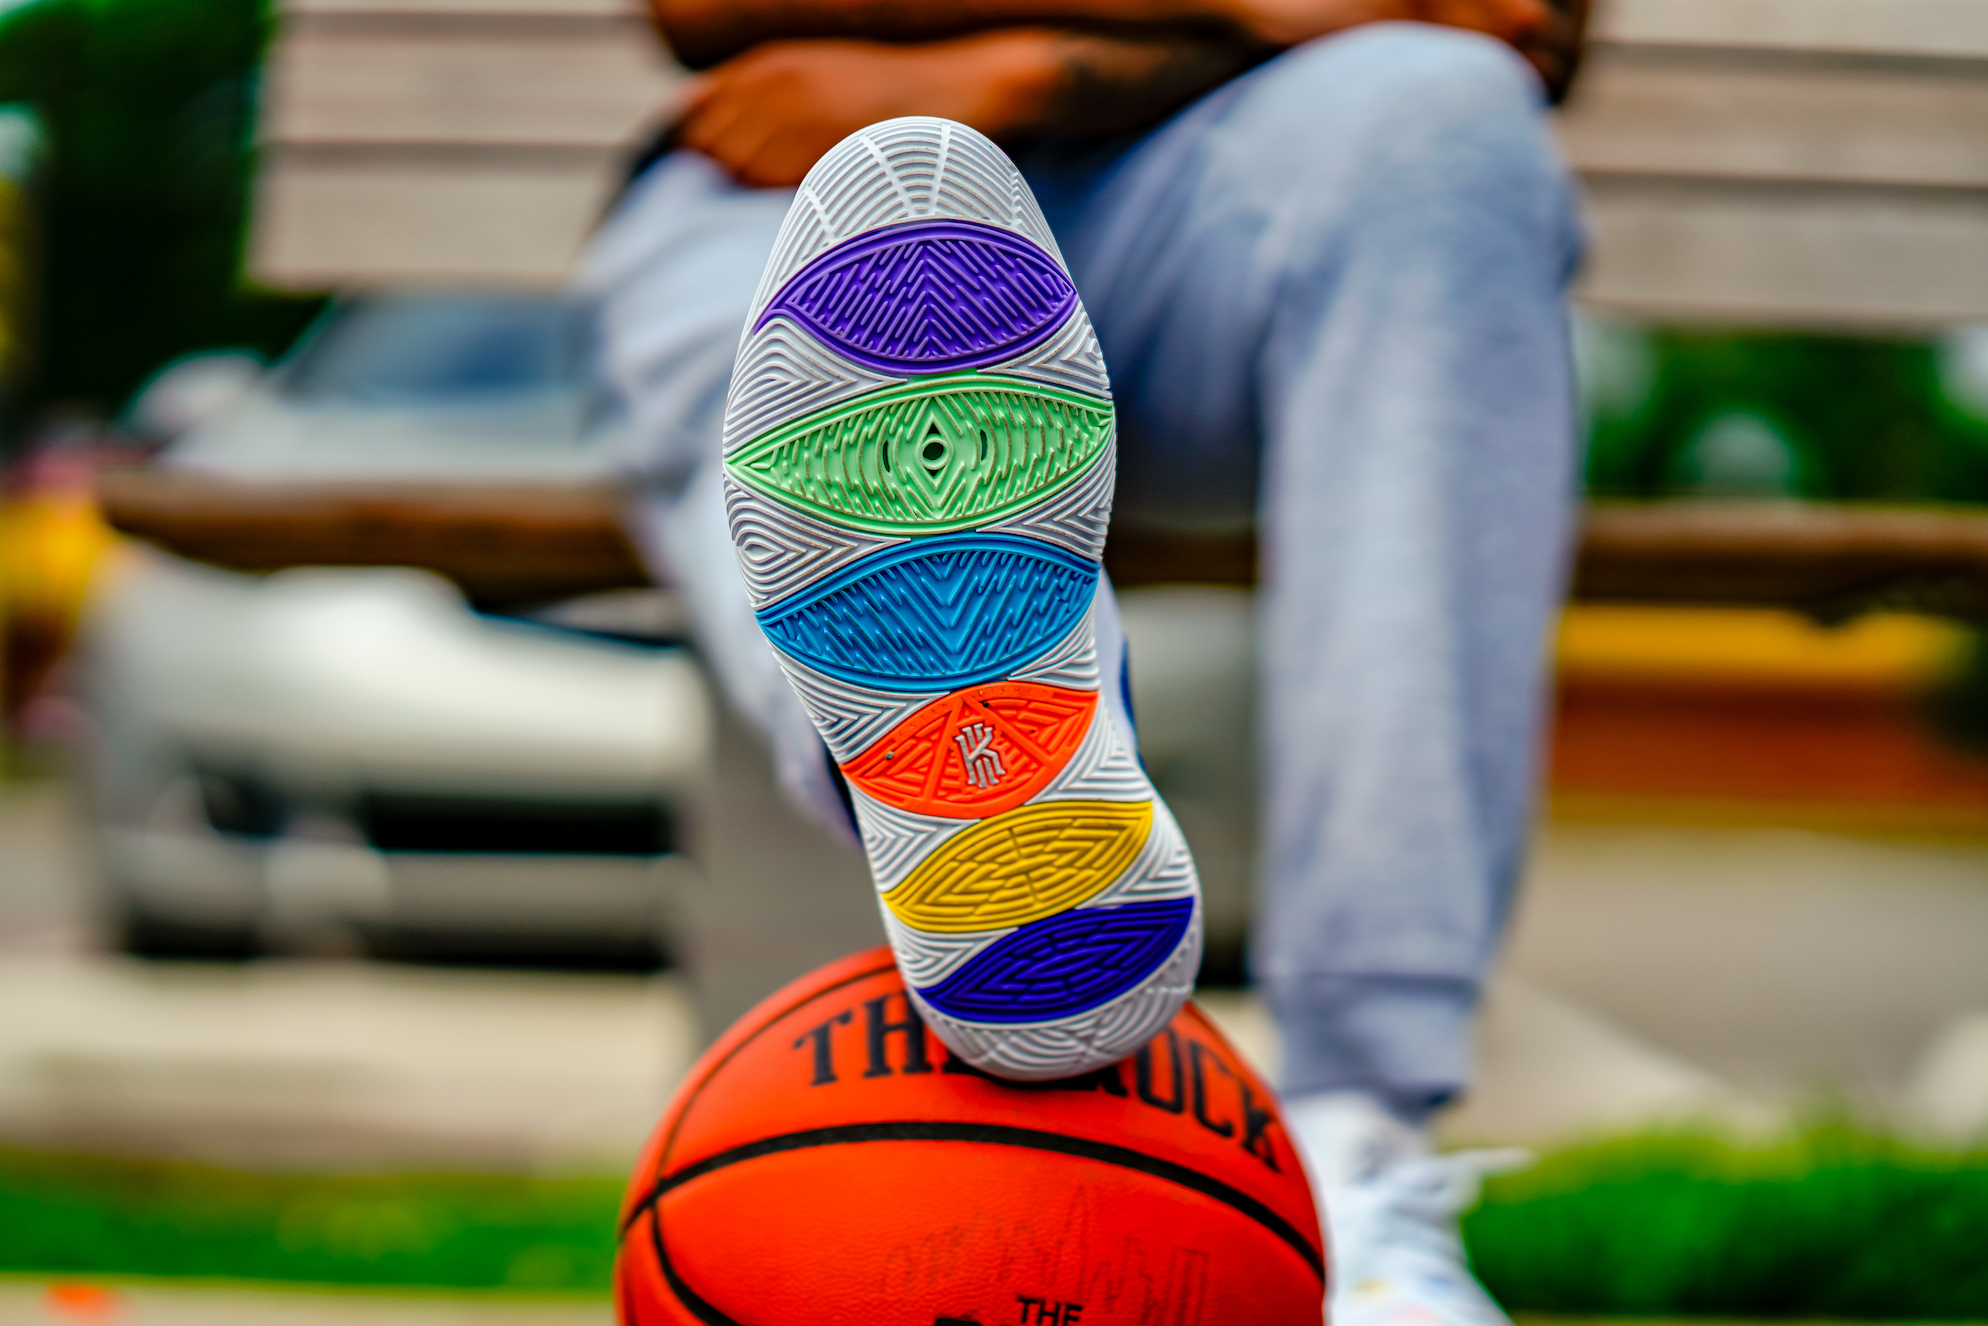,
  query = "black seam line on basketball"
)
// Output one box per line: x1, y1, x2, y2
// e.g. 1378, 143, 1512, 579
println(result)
646, 1201, 745, 1326
653, 1121, 1323, 1282
624, 959, 898, 1236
